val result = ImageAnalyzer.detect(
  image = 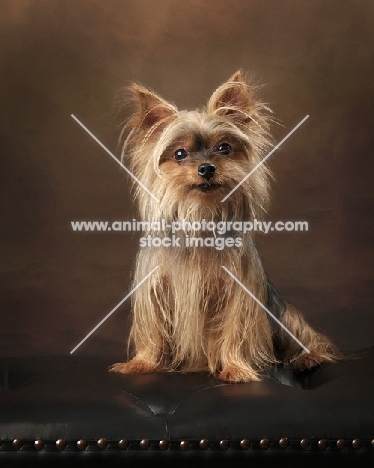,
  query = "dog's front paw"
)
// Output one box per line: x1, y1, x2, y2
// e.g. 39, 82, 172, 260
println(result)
109, 358, 158, 375
217, 366, 261, 383
291, 351, 324, 373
